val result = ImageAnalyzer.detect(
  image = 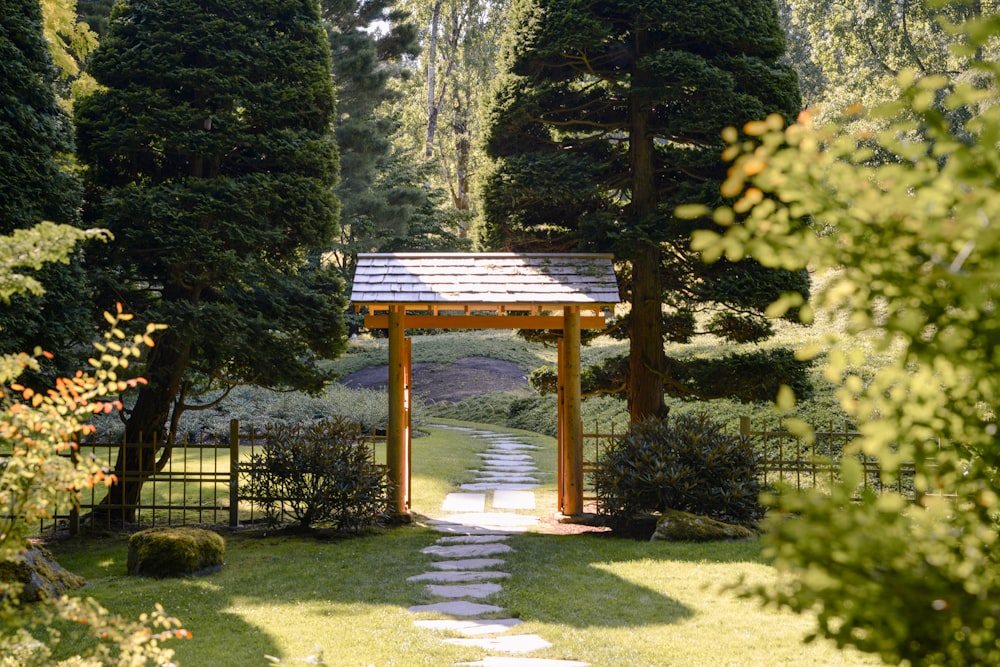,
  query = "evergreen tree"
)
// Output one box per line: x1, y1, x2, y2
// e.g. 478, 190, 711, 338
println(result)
0, 0, 91, 376
480, 0, 804, 420
75, 0, 346, 521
